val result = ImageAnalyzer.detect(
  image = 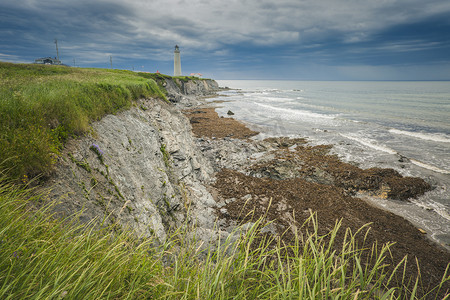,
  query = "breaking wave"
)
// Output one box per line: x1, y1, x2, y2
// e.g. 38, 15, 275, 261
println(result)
339, 133, 398, 154
389, 129, 450, 143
